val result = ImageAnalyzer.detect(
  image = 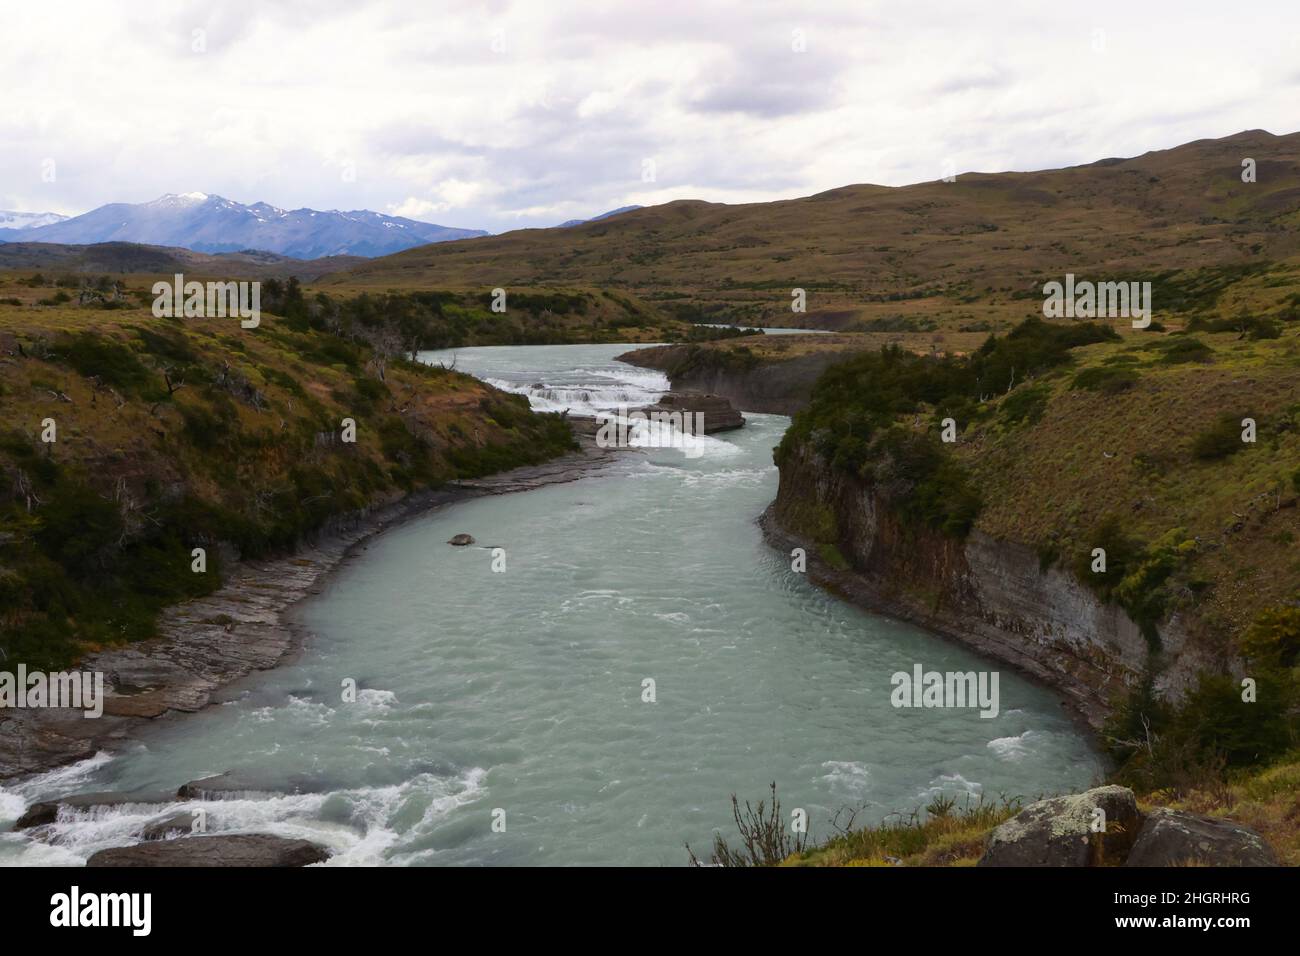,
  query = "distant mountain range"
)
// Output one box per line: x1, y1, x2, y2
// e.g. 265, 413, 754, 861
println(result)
0, 193, 487, 259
